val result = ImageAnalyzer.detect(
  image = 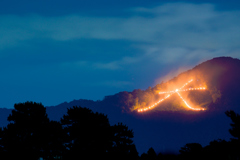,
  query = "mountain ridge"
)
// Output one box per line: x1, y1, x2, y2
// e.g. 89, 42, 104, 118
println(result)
0, 56, 239, 154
